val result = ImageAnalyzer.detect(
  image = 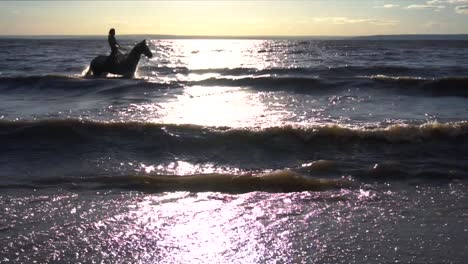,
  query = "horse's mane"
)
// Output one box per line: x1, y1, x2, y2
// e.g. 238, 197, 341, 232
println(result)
136, 40, 146, 49
127, 40, 146, 56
